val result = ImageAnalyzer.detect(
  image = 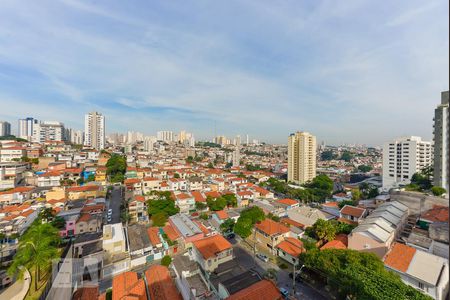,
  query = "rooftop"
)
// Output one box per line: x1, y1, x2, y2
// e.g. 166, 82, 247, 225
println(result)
192, 234, 232, 260
255, 219, 289, 236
